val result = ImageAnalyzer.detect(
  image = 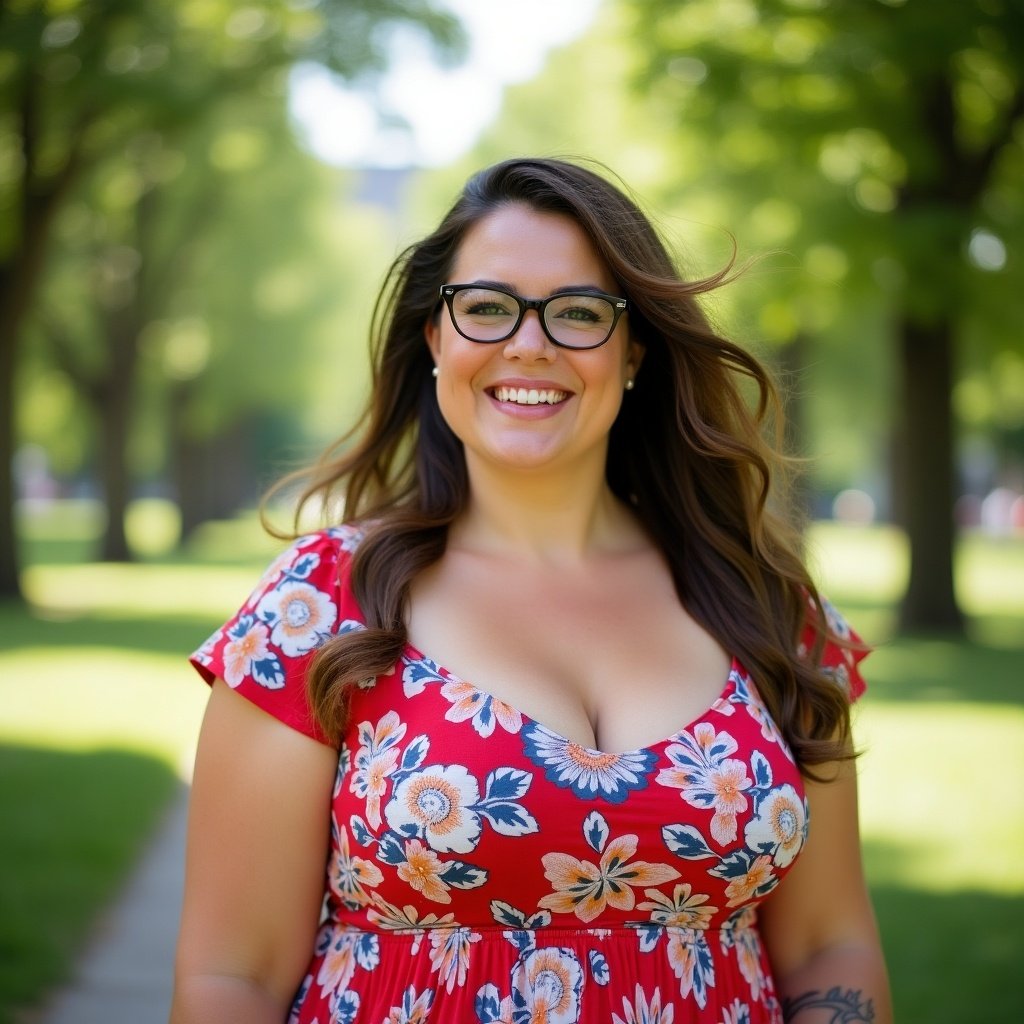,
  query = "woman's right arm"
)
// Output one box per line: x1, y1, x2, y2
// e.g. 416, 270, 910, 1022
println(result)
170, 679, 338, 1024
